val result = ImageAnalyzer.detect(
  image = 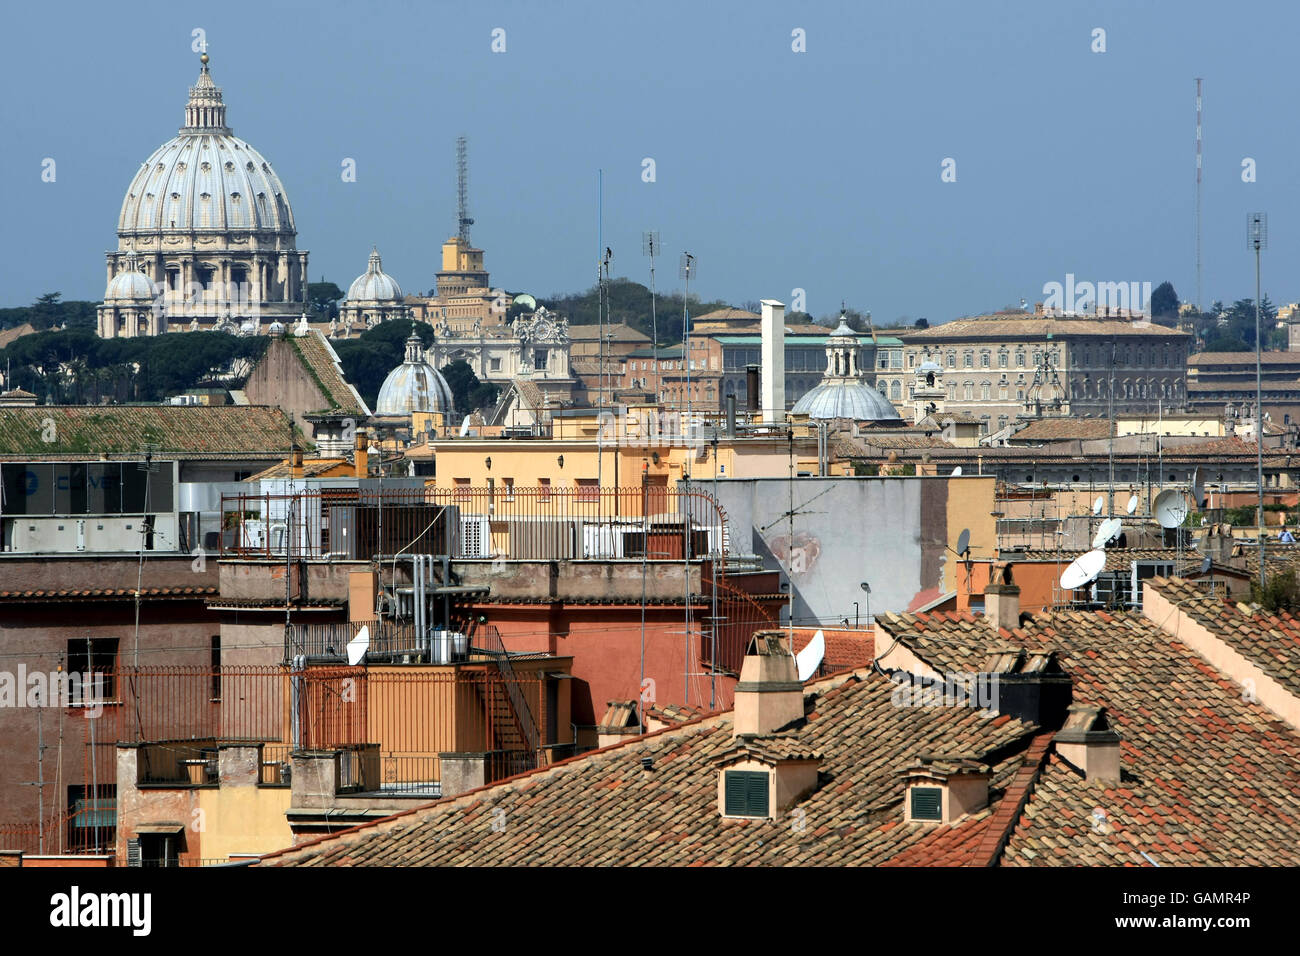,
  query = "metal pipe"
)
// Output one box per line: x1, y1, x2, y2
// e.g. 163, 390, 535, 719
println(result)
746, 364, 760, 413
